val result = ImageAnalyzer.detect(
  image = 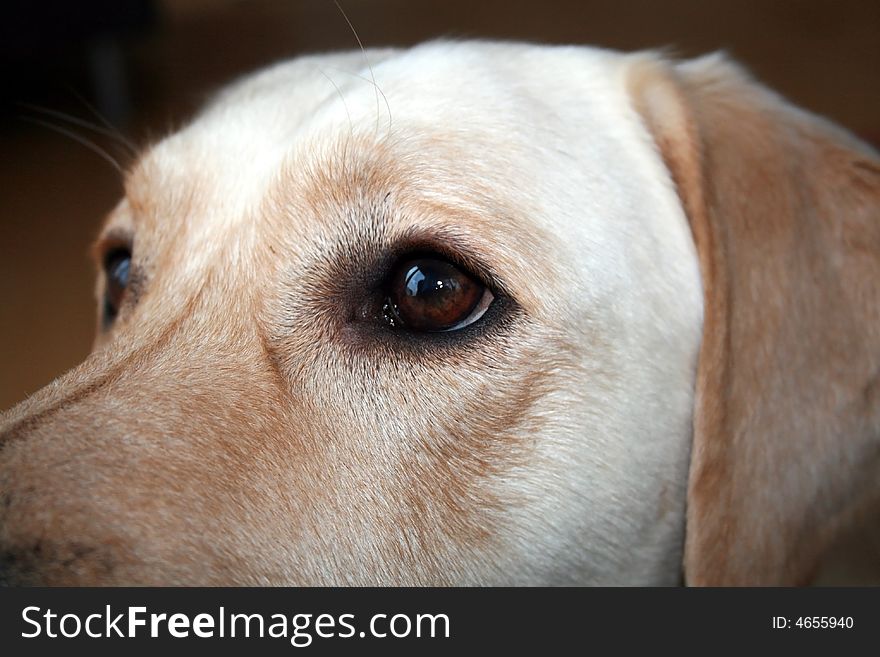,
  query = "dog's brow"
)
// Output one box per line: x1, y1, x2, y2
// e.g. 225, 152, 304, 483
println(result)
100, 227, 133, 248
90, 228, 130, 269
121, 151, 197, 228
